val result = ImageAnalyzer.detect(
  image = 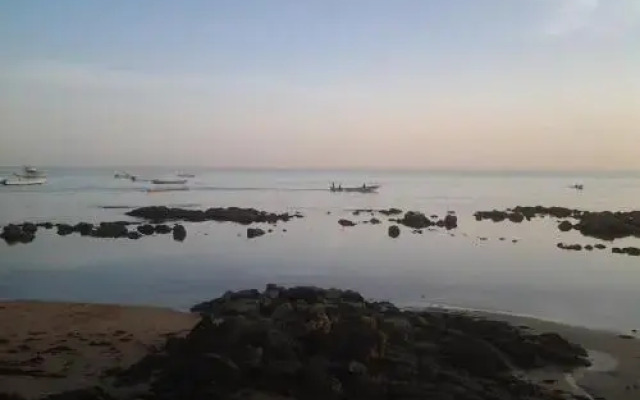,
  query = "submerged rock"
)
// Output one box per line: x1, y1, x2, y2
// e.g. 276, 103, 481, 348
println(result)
398, 211, 432, 229
557, 243, 582, 251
